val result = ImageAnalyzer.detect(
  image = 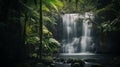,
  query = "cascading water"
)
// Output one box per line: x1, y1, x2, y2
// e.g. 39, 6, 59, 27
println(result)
62, 14, 79, 53
81, 12, 93, 52
61, 12, 94, 53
